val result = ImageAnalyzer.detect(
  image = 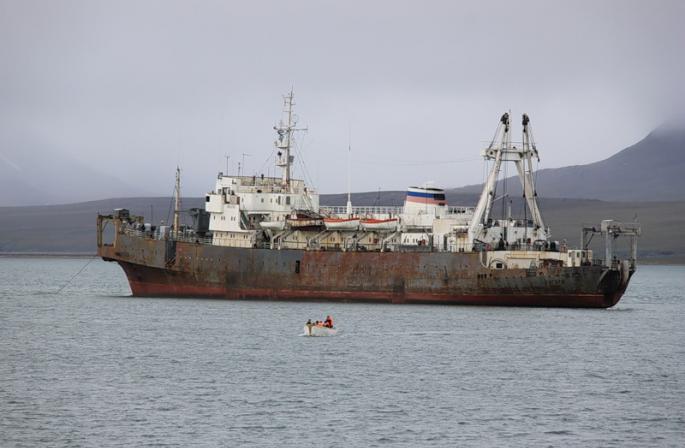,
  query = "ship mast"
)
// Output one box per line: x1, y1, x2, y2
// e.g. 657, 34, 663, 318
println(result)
173, 166, 181, 236
346, 143, 352, 215
274, 90, 306, 192
346, 126, 352, 215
